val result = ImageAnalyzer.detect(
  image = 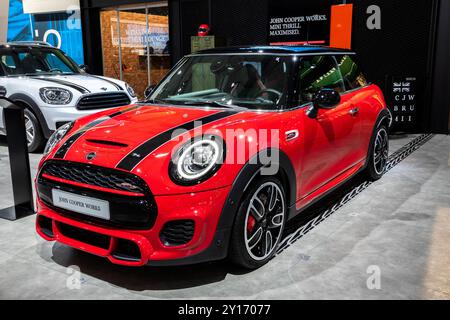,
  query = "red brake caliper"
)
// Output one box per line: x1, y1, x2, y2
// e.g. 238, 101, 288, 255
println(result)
247, 215, 256, 233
